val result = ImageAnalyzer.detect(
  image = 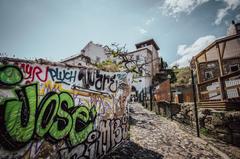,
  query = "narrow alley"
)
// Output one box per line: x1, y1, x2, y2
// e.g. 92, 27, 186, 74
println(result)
104, 103, 223, 159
